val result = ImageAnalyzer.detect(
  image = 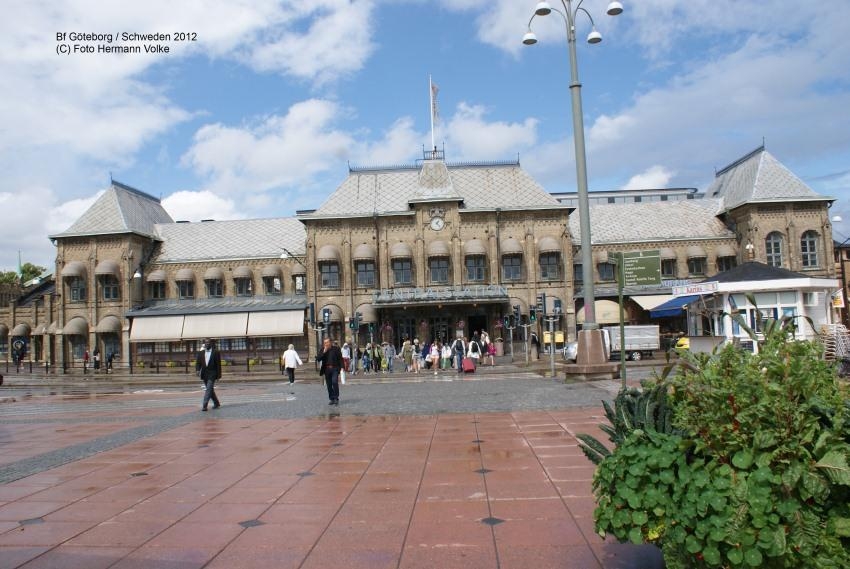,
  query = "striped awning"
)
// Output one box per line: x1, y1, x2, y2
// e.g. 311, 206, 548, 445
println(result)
464, 239, 487, 256
317, 244, 341, 263
146, 269, 167, 282
95, 260, 120, 277
389, 242, 413, 259
352, 243, 377, 261
537, 236, 561, 253
501, 238, 523, 255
